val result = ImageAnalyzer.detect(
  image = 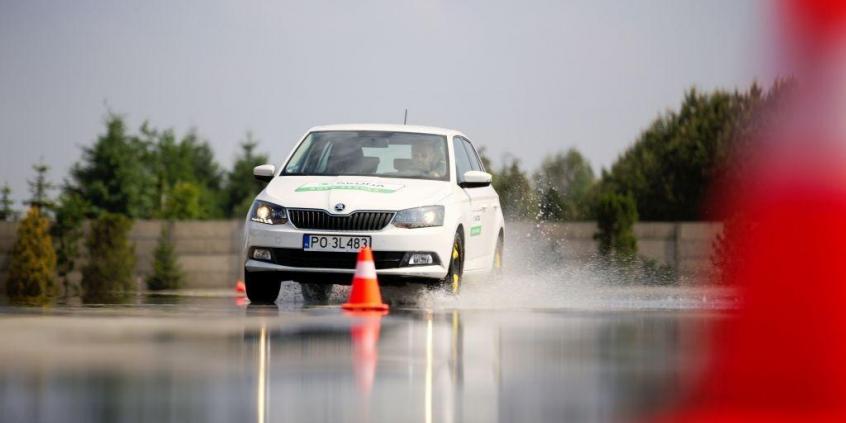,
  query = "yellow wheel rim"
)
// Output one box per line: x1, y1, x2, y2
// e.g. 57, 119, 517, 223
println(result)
451, 244, 461, 293
495, 250, 502, 268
